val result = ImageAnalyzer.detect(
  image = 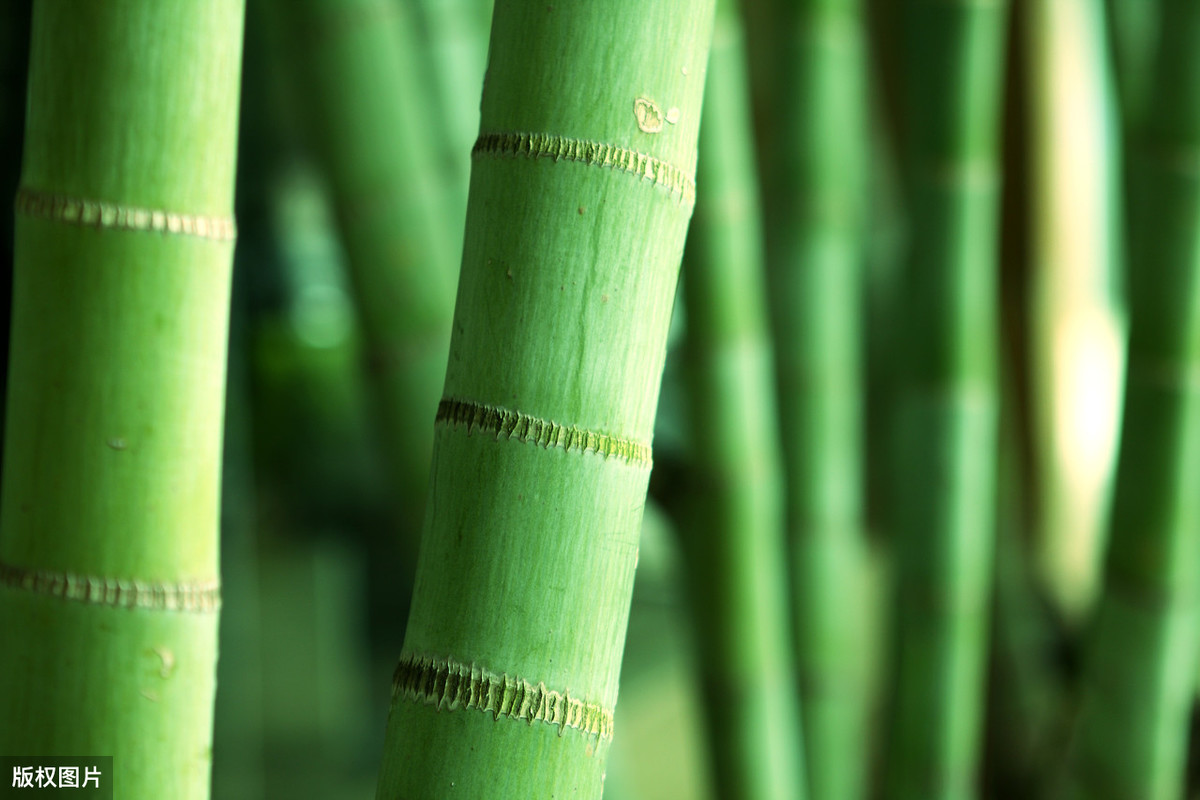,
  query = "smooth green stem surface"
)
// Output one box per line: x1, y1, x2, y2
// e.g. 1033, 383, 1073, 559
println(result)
1065, 3, 1200, 798
373, 2, 715, 797
0, 3, 244, 798
412, 0, 493, 231
886, 1, 1007, 797
1106, 0, 1157, 130
744, 0, 870, 795
1023, 0, 1125, 622
680, 4, 807, 798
